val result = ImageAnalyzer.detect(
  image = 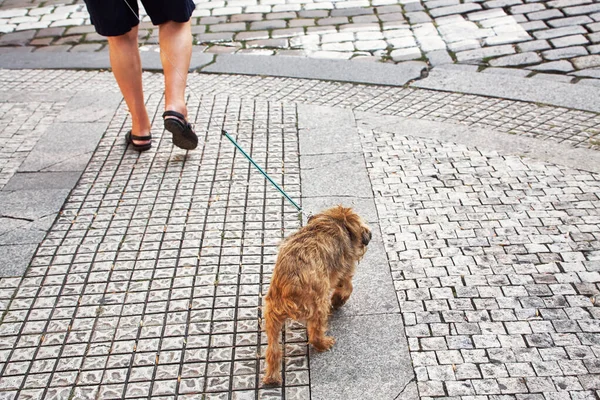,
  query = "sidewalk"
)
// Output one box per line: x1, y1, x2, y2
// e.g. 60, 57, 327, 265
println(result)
1, 1, 600, 399
0, 0, 599, 79
1, 65, 599, 399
